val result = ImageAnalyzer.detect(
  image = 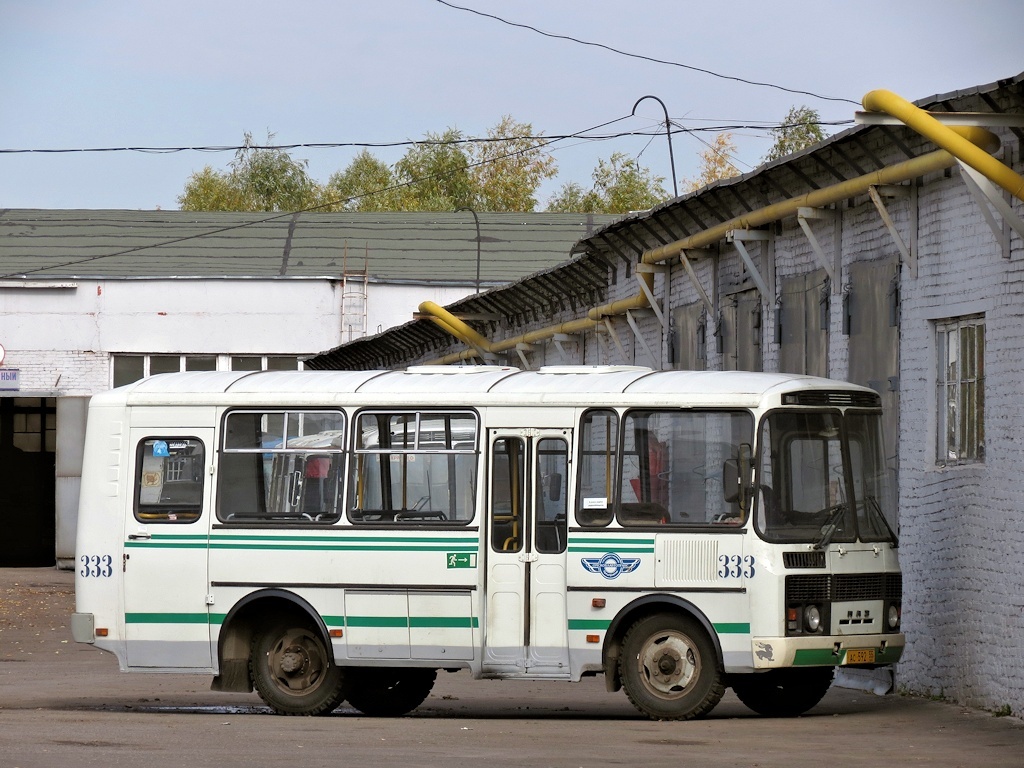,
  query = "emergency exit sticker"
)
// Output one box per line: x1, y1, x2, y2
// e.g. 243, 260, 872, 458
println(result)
447, 553, 477, 569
